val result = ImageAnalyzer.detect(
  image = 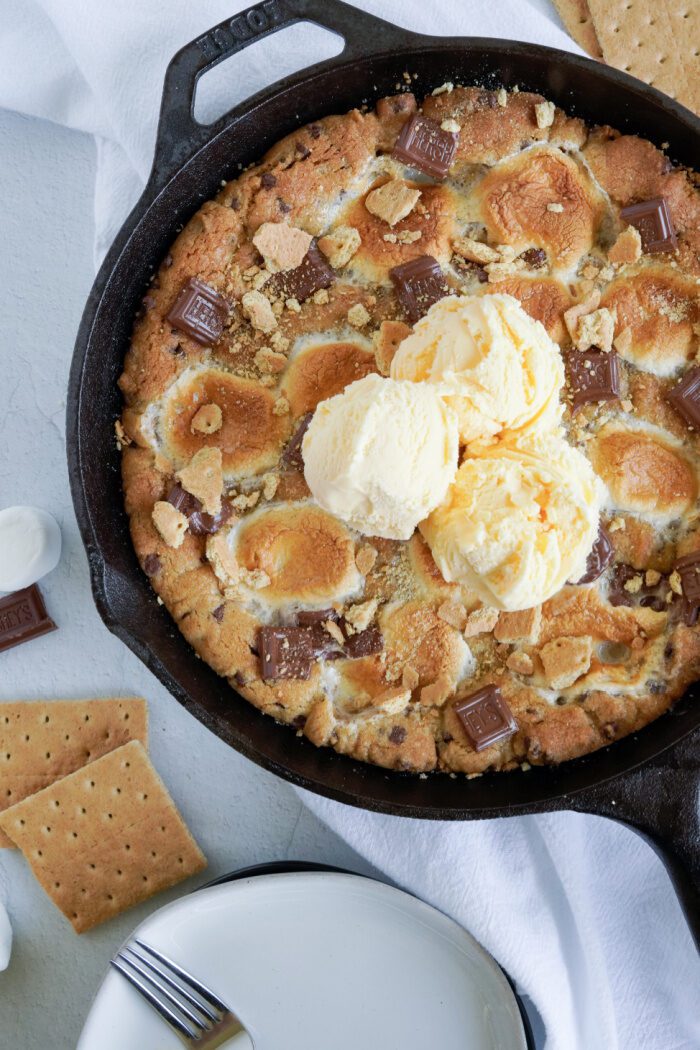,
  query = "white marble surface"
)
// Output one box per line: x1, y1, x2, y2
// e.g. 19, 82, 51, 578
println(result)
0, 107, 375, 1050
